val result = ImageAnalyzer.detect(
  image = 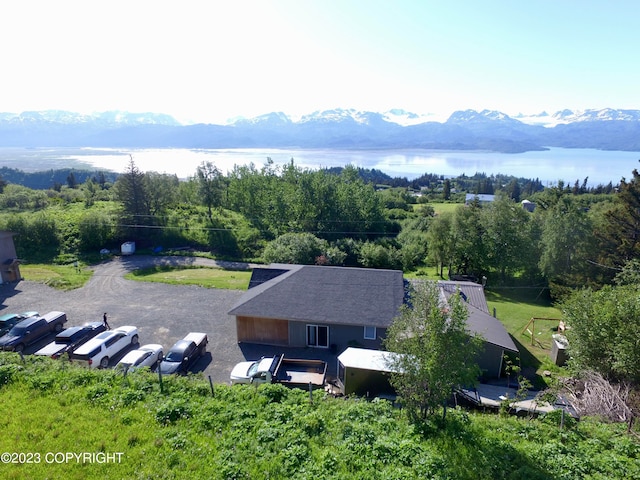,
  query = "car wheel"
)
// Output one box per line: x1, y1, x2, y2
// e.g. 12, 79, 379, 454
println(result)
14, 343, 24, 353
54, 323, 63, 333
99, 356, 110, 368
131, 334, 139, 345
